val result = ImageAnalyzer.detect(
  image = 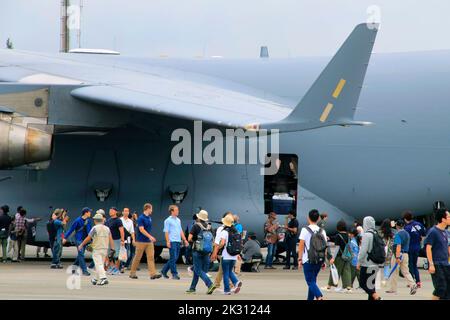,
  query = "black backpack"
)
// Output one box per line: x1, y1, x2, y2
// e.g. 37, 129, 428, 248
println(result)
305, 227, 328, 264
224, 226, 243, 256
47, 220, 56, 242
367, 230, 386, 264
